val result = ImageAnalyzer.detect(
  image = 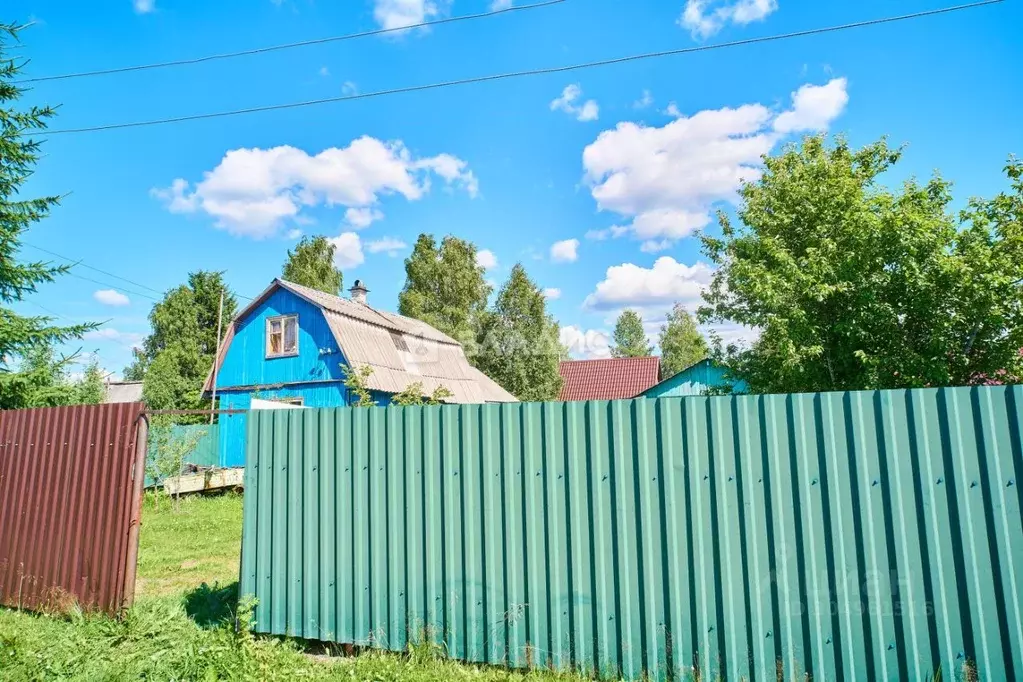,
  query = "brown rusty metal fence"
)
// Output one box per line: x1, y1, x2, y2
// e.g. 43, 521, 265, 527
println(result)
0, 402, 148, 615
